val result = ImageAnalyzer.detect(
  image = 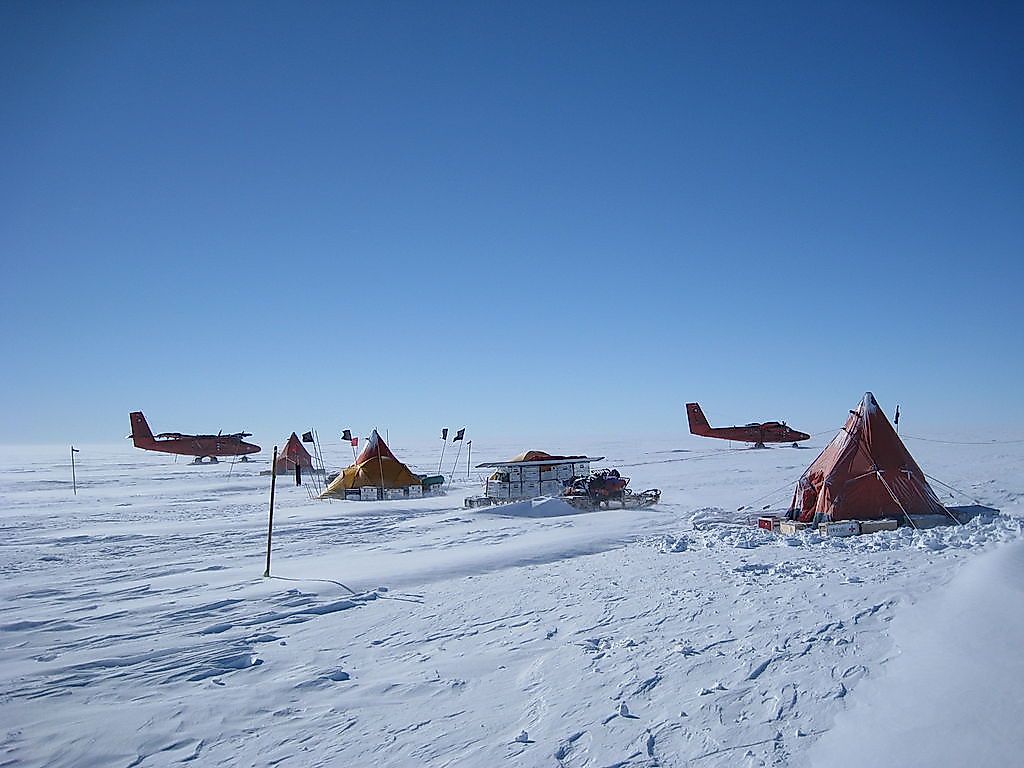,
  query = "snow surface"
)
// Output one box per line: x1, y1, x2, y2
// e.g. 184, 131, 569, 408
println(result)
1, 436, 1022, 767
